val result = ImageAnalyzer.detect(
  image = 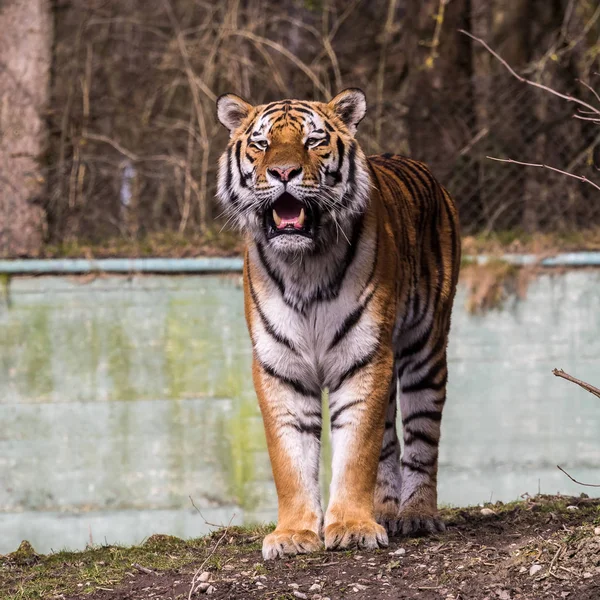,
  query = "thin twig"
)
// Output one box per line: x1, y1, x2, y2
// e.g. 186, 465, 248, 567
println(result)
486, 157, 600, 194
459, 29, 600, 117
132, 563, 155, 575
188, 514, 235, 600
552, 368, 600, 399
189, 496, 225, 529
225, 29, 329, 97
548, 543, 564, 575
556, 465, 600, 488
